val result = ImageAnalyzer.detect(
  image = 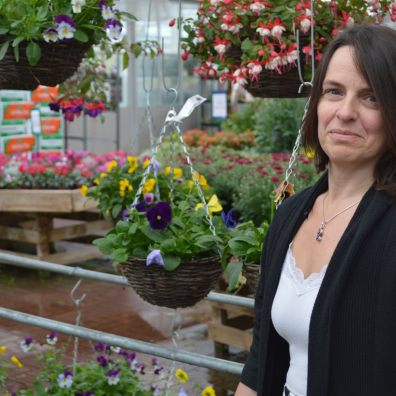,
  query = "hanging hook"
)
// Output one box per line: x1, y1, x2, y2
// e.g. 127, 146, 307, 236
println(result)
160, 0, 182, 104
70, 279, 86, 306
296, 0, 315, 92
